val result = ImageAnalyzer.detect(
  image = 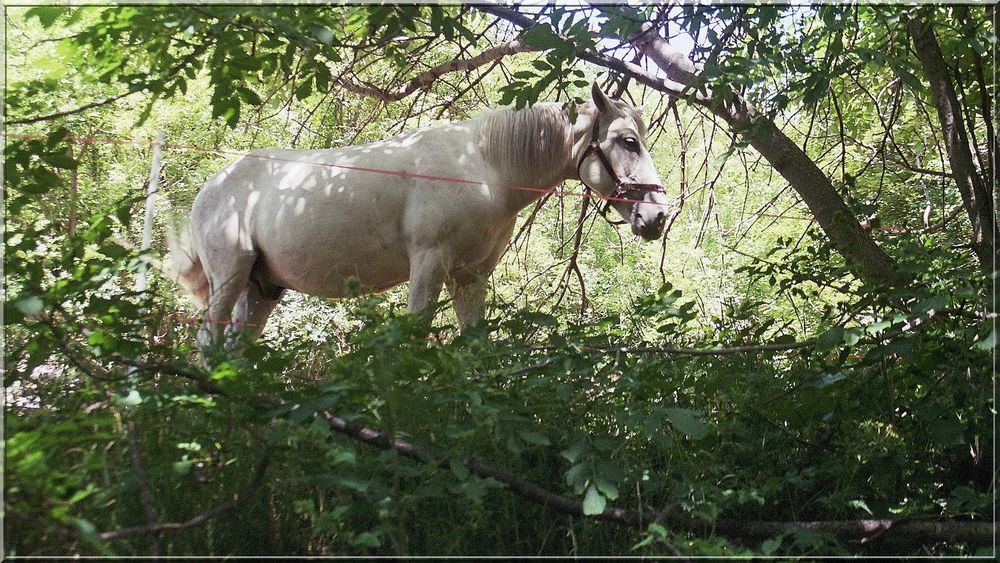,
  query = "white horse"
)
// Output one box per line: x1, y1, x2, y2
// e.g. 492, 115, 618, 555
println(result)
170, 83, 668, 353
